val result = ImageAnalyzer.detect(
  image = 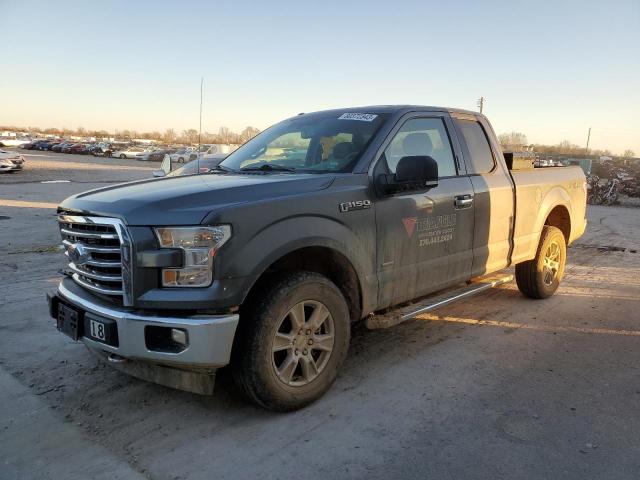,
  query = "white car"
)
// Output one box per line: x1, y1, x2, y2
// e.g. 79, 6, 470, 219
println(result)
0, 138, 32, 148
169, 148, 197, 163
111, 147, 146, 159
134, 148, 160, 161
0, 148, 25, 172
